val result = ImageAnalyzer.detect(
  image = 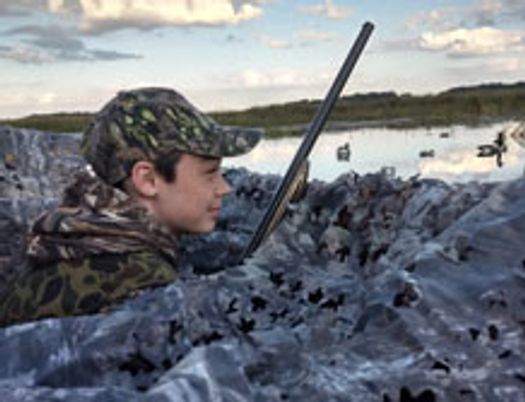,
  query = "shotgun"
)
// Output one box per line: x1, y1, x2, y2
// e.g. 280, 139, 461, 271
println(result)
240, 21, 375, 261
